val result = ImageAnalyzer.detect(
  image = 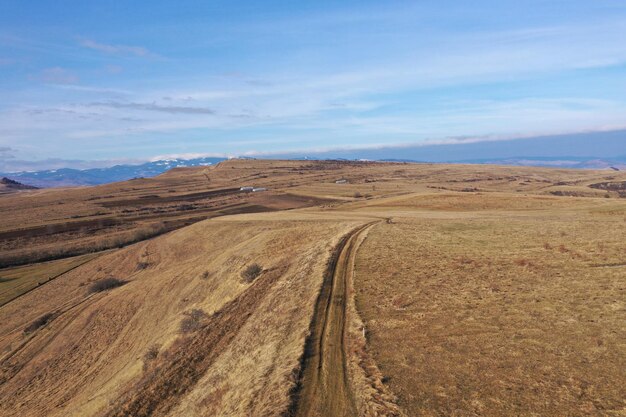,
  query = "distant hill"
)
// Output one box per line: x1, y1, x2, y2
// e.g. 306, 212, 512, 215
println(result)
0, 157, 225, 188
376, 157, 626, 170
274, 130, 626, 169
460, 157, 625, 170
4, 154, 624, 189
0, 177, 39, 193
